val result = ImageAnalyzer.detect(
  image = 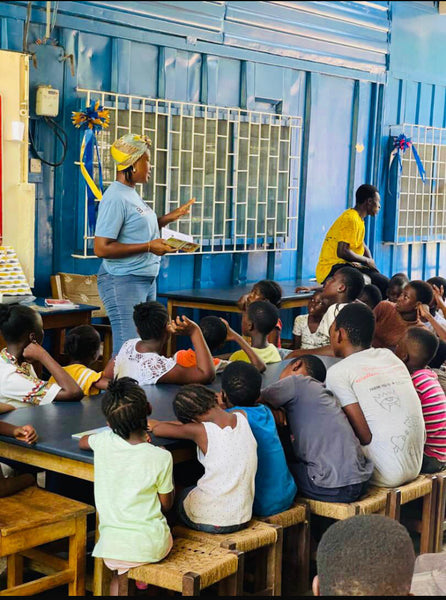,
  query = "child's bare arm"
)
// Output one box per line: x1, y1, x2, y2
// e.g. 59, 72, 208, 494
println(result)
92, 375, 111, 391
0, 403, 15, 414
158, 317, 216, 384
342, 403, 372, 445
293, 334, 302, 350
0, 422, 38, 445
158, 490, 175, 513
102, 358, 115, 380
22, 343, 83, 402
221, 319, 266, 372
148, 419, 208, 453
79, 434, 92, 450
